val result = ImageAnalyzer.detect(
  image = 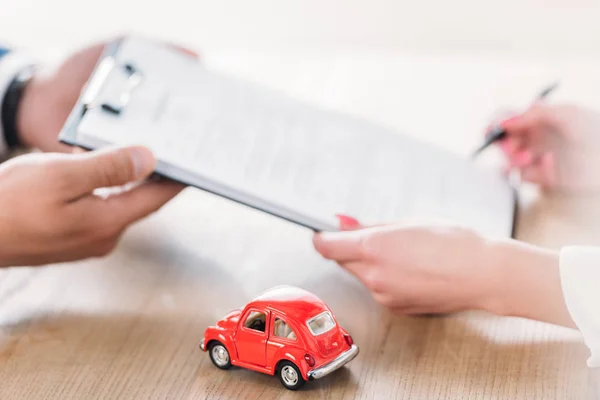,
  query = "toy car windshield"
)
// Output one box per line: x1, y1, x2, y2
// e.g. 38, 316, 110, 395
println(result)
306, 311, 336, 336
